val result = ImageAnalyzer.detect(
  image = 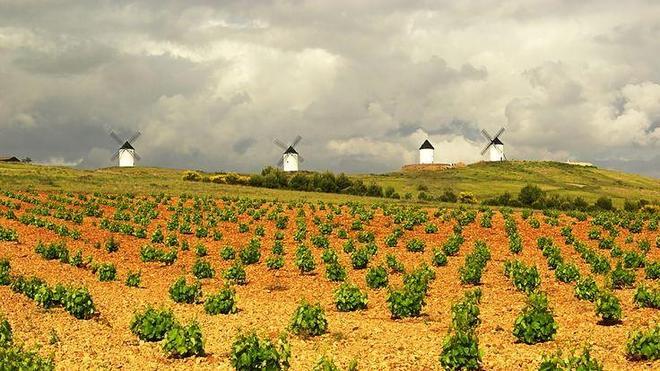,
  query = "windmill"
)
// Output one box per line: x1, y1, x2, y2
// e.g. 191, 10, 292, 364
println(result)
480, 128, 506, 162
110, 131, 141, 167
419, 139, 435, 164
273, 135, 304, 172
